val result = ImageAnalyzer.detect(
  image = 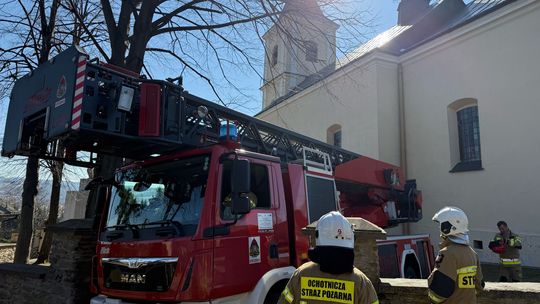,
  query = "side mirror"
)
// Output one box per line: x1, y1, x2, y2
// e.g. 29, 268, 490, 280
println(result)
231, 159, 250, 215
